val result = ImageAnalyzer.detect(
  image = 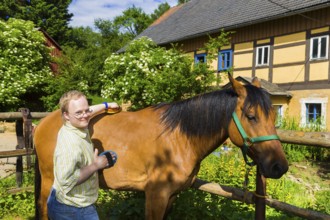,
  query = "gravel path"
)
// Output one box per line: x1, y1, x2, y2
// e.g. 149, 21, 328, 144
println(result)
0, 123, 19, 179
